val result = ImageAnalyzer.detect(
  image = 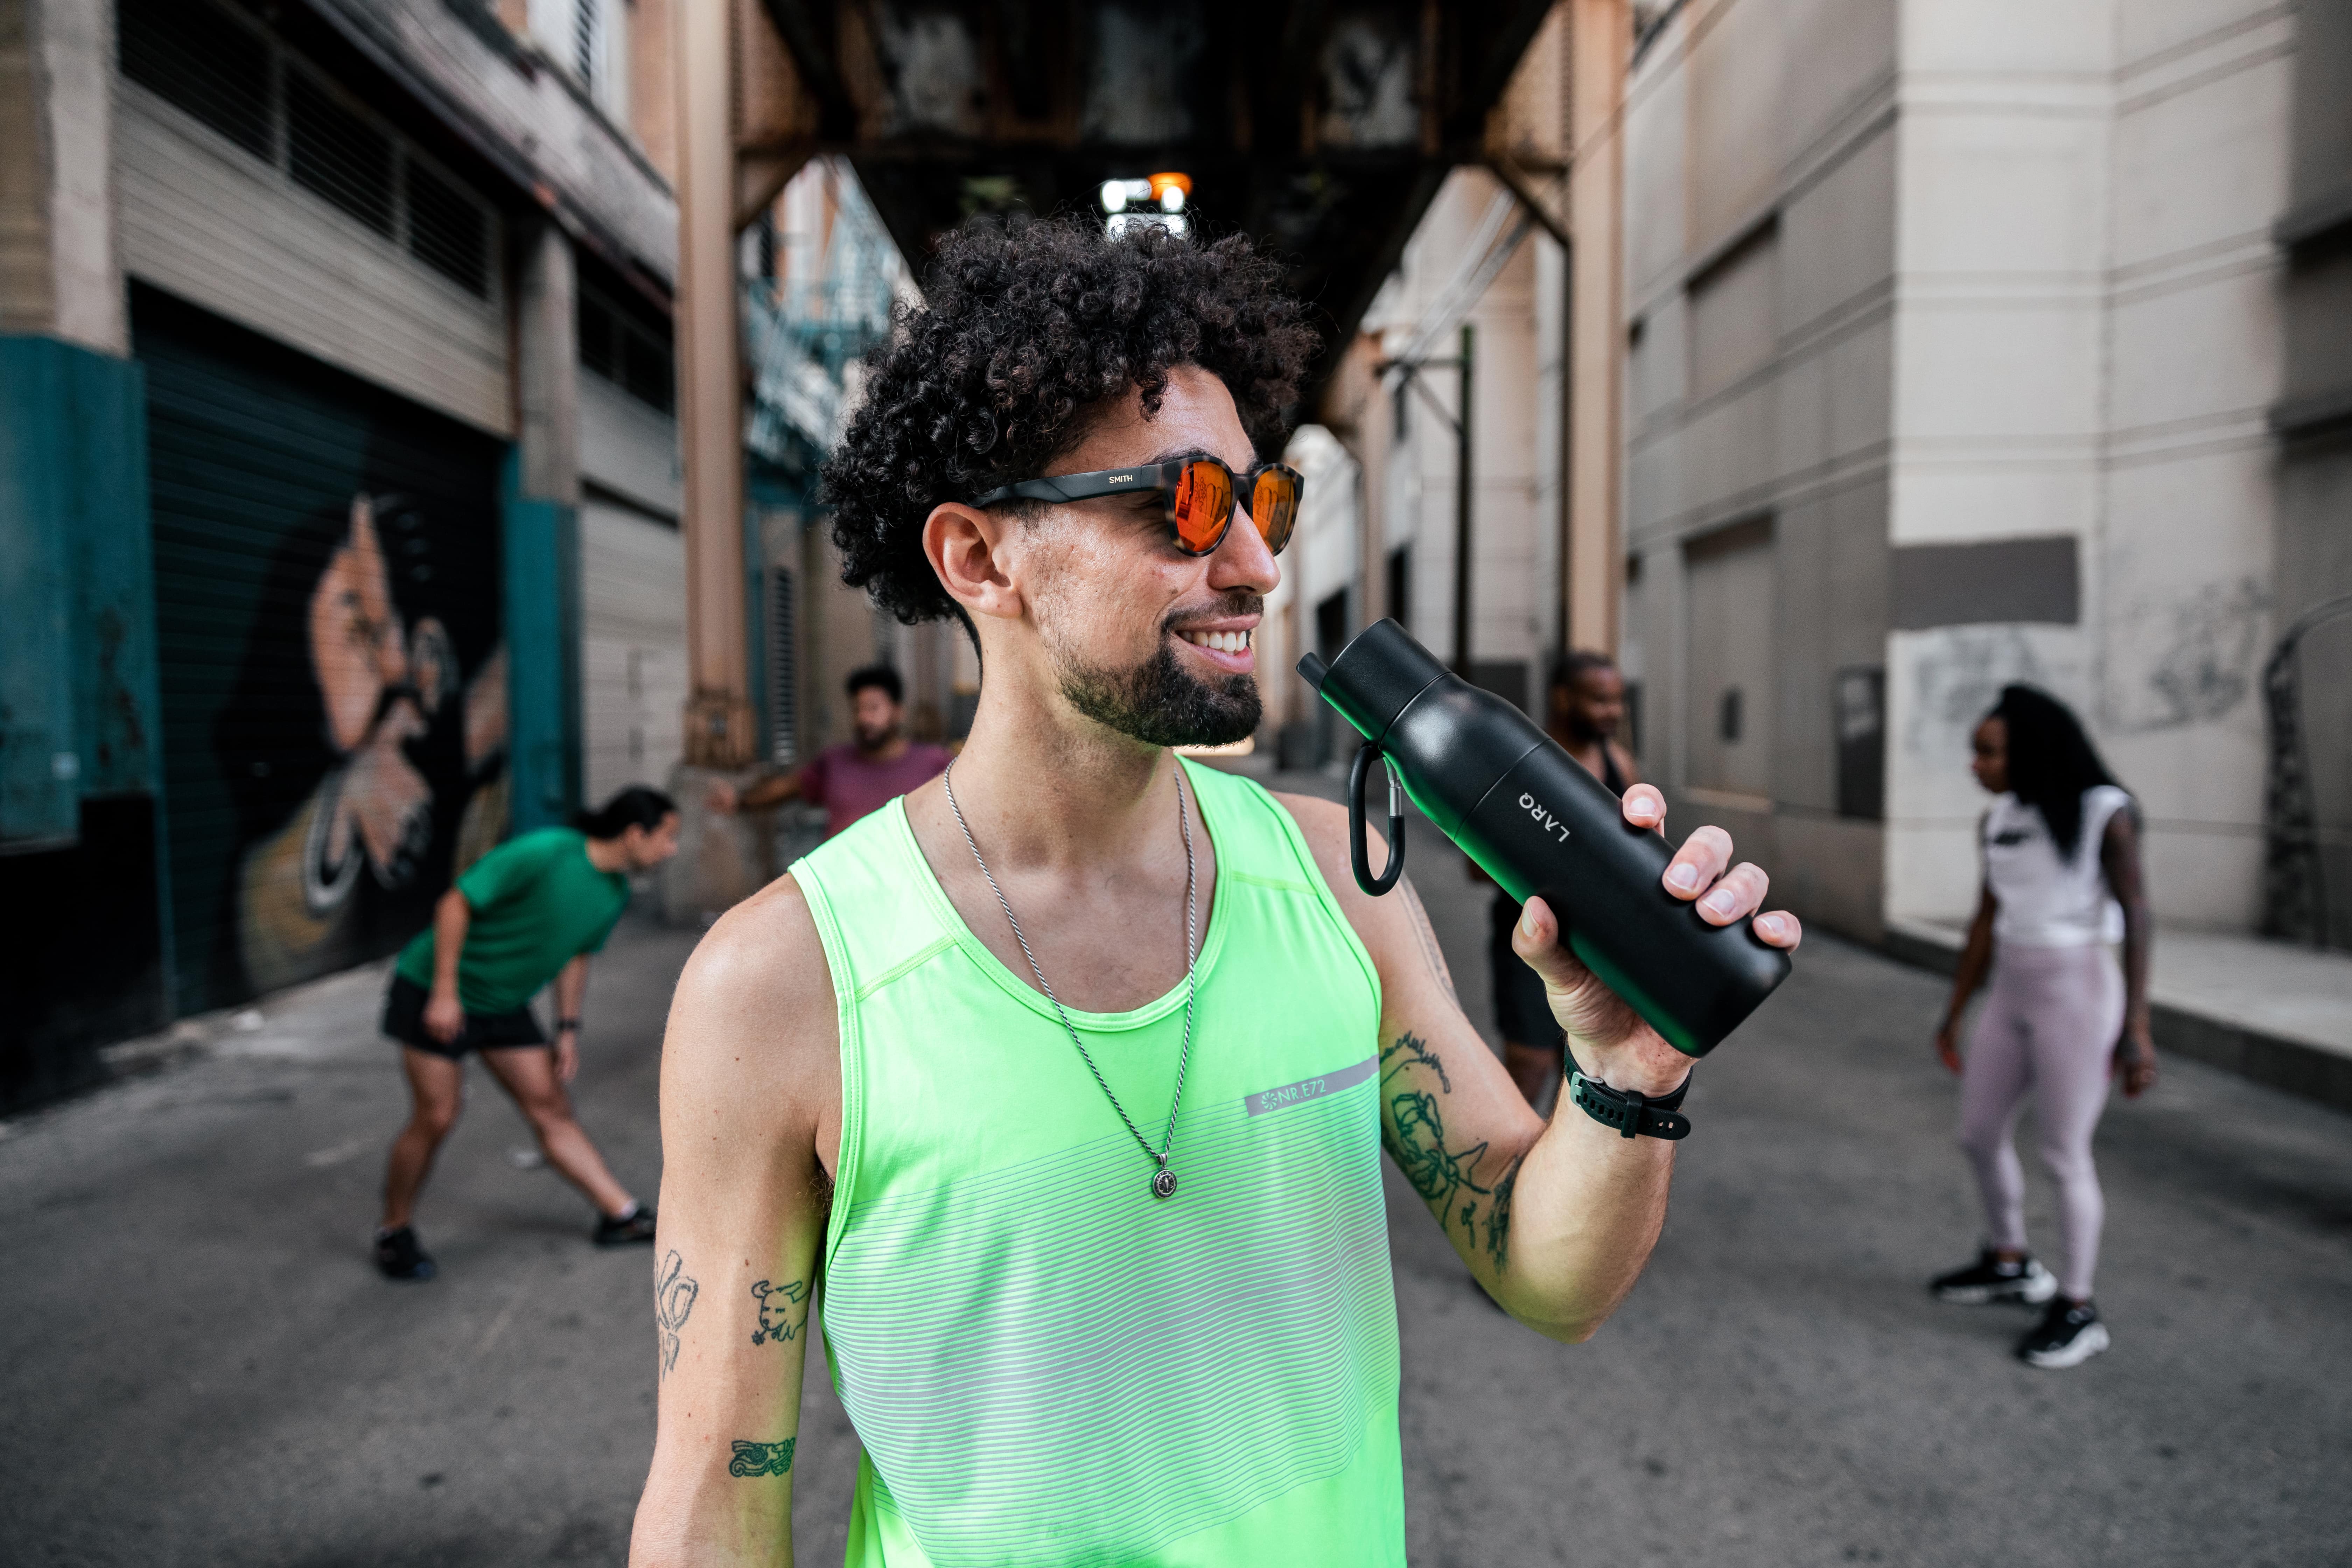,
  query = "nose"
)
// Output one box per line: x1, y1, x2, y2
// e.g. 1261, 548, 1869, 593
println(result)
1208, 497, 1281, 596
